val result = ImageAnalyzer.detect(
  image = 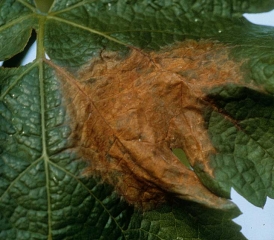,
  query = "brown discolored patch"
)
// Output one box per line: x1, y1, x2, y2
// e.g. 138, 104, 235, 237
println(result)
50, 40, 254, 210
